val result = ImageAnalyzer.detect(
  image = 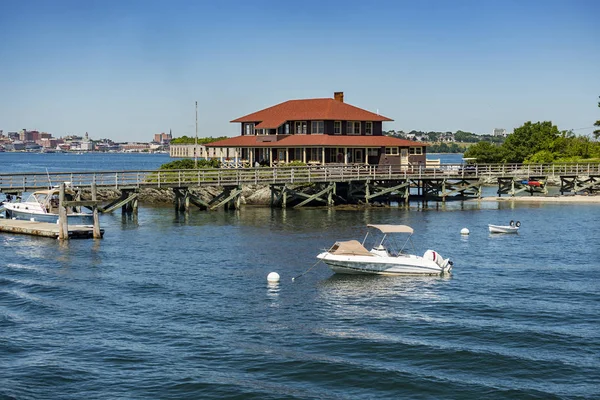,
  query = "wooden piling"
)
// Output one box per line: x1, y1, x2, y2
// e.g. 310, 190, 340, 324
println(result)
58, 183, 69, 240
91, 183, 102, 239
